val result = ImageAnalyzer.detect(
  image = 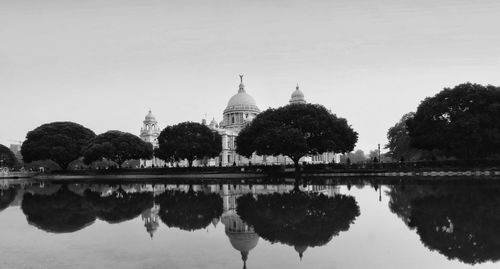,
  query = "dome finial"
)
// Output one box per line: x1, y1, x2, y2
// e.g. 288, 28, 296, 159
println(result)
238, 74, 245, 93
296, 83, 299, 90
